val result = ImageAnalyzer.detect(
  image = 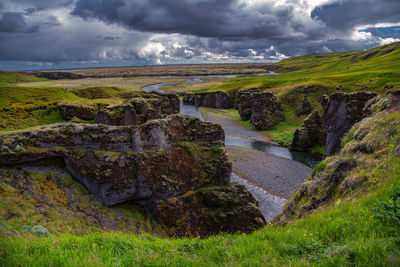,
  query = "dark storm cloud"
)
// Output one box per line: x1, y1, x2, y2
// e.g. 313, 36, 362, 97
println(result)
0, 12, 38, 33
311, 0, 400, 32
12, 0, 74, 12
1, 0, 400, 69
71, 0, 299, 39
